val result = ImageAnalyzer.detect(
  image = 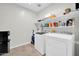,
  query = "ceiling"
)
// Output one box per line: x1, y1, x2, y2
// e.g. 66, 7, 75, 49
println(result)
17, 3, 52, 13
